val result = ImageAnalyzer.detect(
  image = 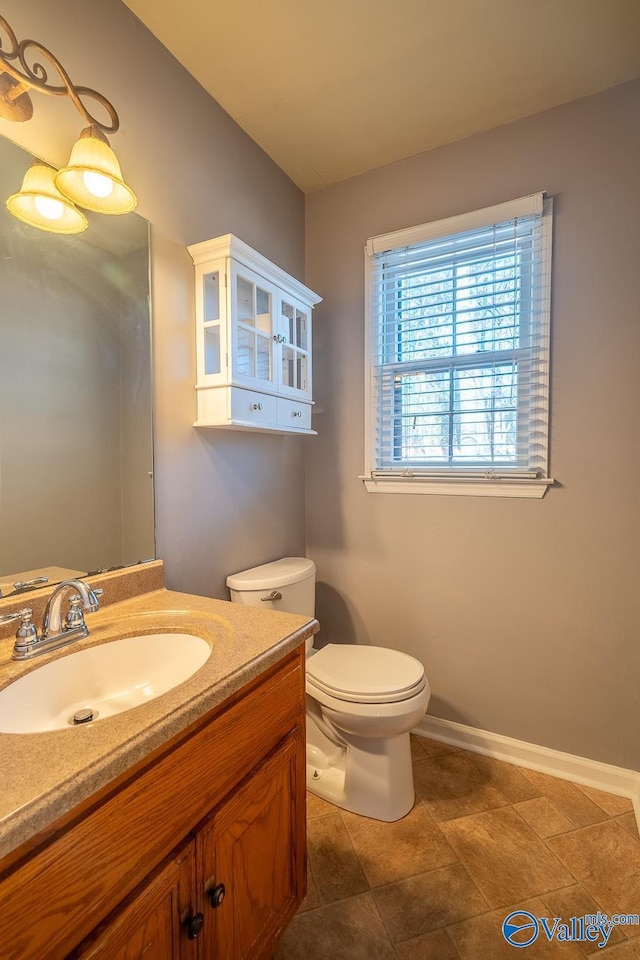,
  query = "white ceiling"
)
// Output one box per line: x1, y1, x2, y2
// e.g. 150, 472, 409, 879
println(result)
123, 0, 640, 193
